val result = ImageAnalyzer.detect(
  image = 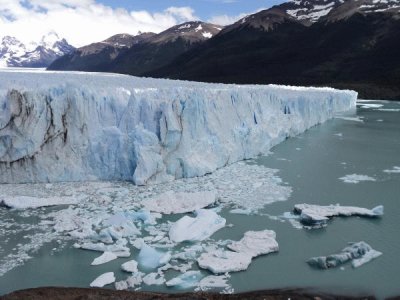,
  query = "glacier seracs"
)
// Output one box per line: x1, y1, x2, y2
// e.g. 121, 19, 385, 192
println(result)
0, 70, 357, 184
